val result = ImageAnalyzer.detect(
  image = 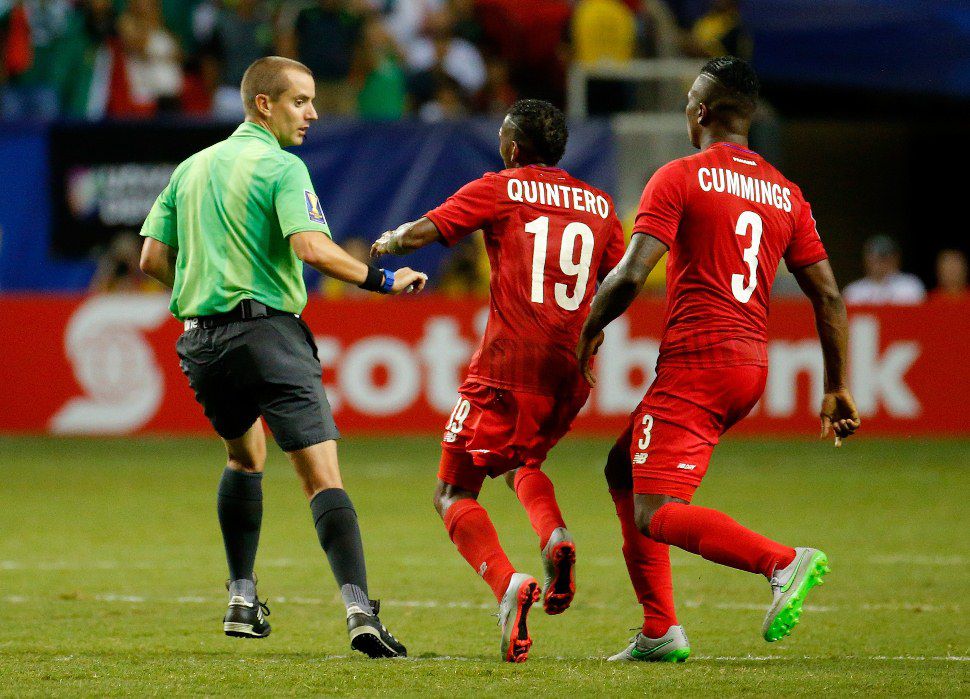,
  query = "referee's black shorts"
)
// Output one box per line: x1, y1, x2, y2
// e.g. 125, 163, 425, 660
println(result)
176, 314, 339, 451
